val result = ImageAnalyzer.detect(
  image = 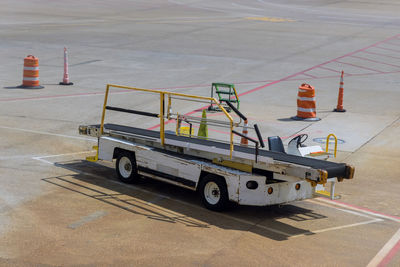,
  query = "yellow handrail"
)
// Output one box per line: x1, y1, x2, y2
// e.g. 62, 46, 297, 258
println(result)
325, 133, 338, 158
100, 84, 235, 158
